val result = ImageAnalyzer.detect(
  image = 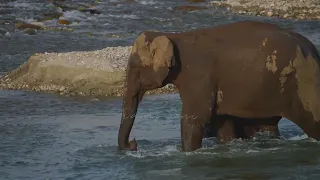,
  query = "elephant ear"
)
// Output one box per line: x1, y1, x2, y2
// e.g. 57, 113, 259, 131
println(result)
150, 36, 175, 86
